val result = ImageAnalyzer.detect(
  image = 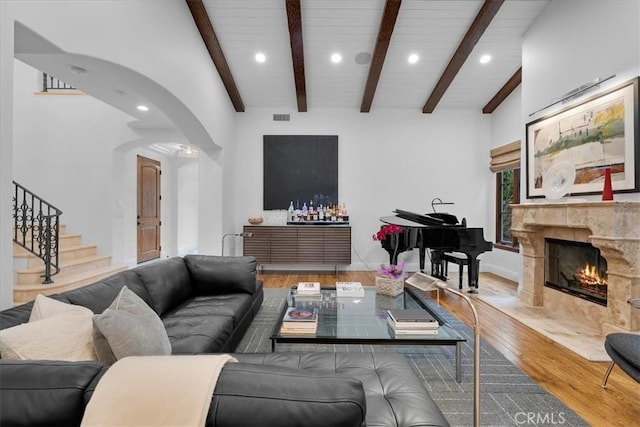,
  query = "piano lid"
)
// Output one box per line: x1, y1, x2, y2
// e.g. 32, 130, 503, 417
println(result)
380, 209, 460, 228
380, 215, 433, 228
394, 209, 459, 226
